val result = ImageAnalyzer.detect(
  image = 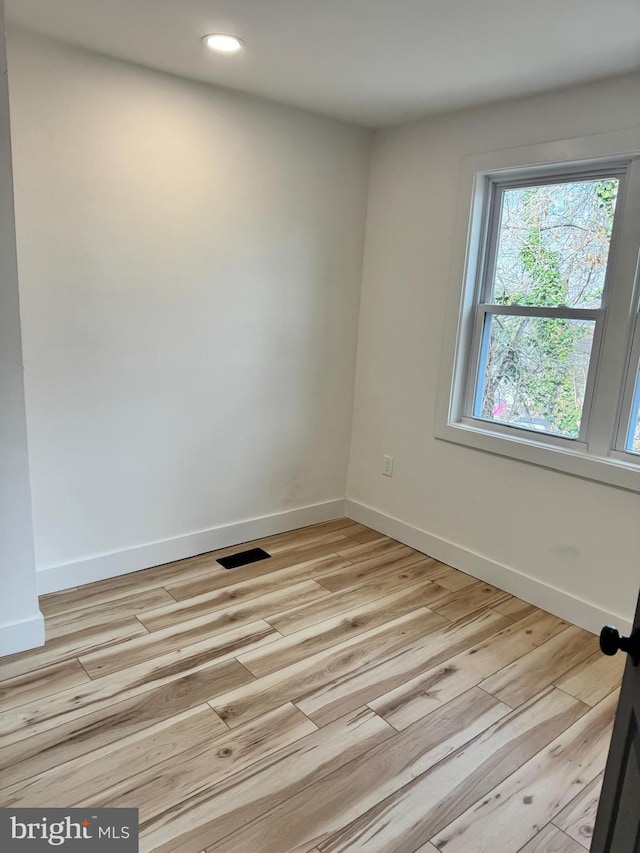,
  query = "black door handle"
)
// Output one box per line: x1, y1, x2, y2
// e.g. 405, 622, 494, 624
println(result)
600, 625, 640, 666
